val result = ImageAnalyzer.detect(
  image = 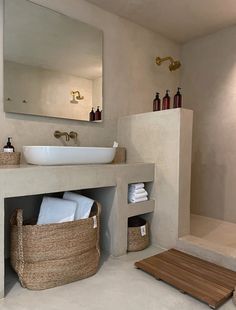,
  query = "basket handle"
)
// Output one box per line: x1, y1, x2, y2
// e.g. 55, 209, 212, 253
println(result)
13, 209, 25, 287
96, 201, 101, 217
16, 208, 23, 228
95, 202, 101, 256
